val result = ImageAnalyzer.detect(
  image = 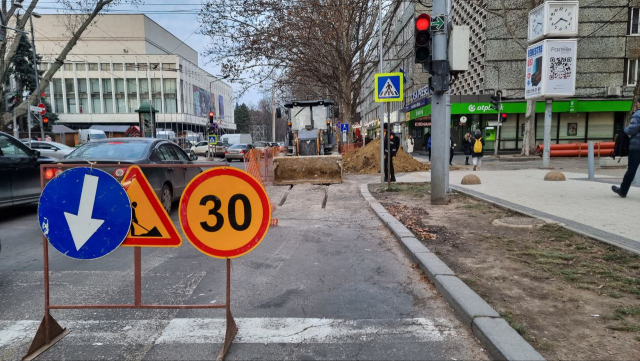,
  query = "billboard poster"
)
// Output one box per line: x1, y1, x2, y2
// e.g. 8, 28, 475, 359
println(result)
210, 93, 216, 118
192, 86, 213, 117
525, 41, 544, 99
218, 95, 224, 119
525, 39, 577, 100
